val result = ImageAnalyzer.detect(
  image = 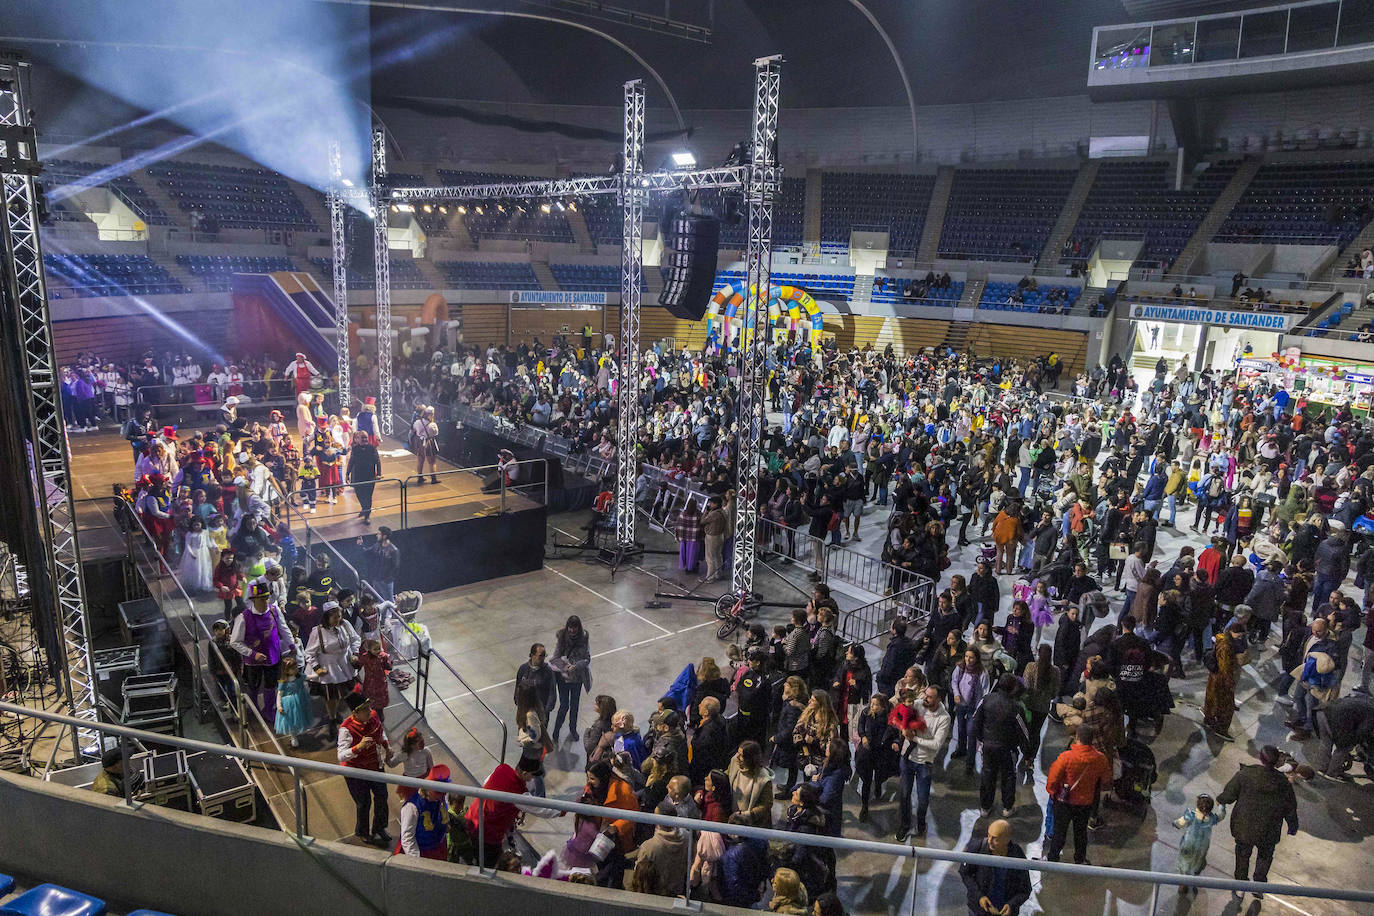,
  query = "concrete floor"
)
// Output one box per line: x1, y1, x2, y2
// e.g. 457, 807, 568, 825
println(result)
411, 502, 1374, 916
